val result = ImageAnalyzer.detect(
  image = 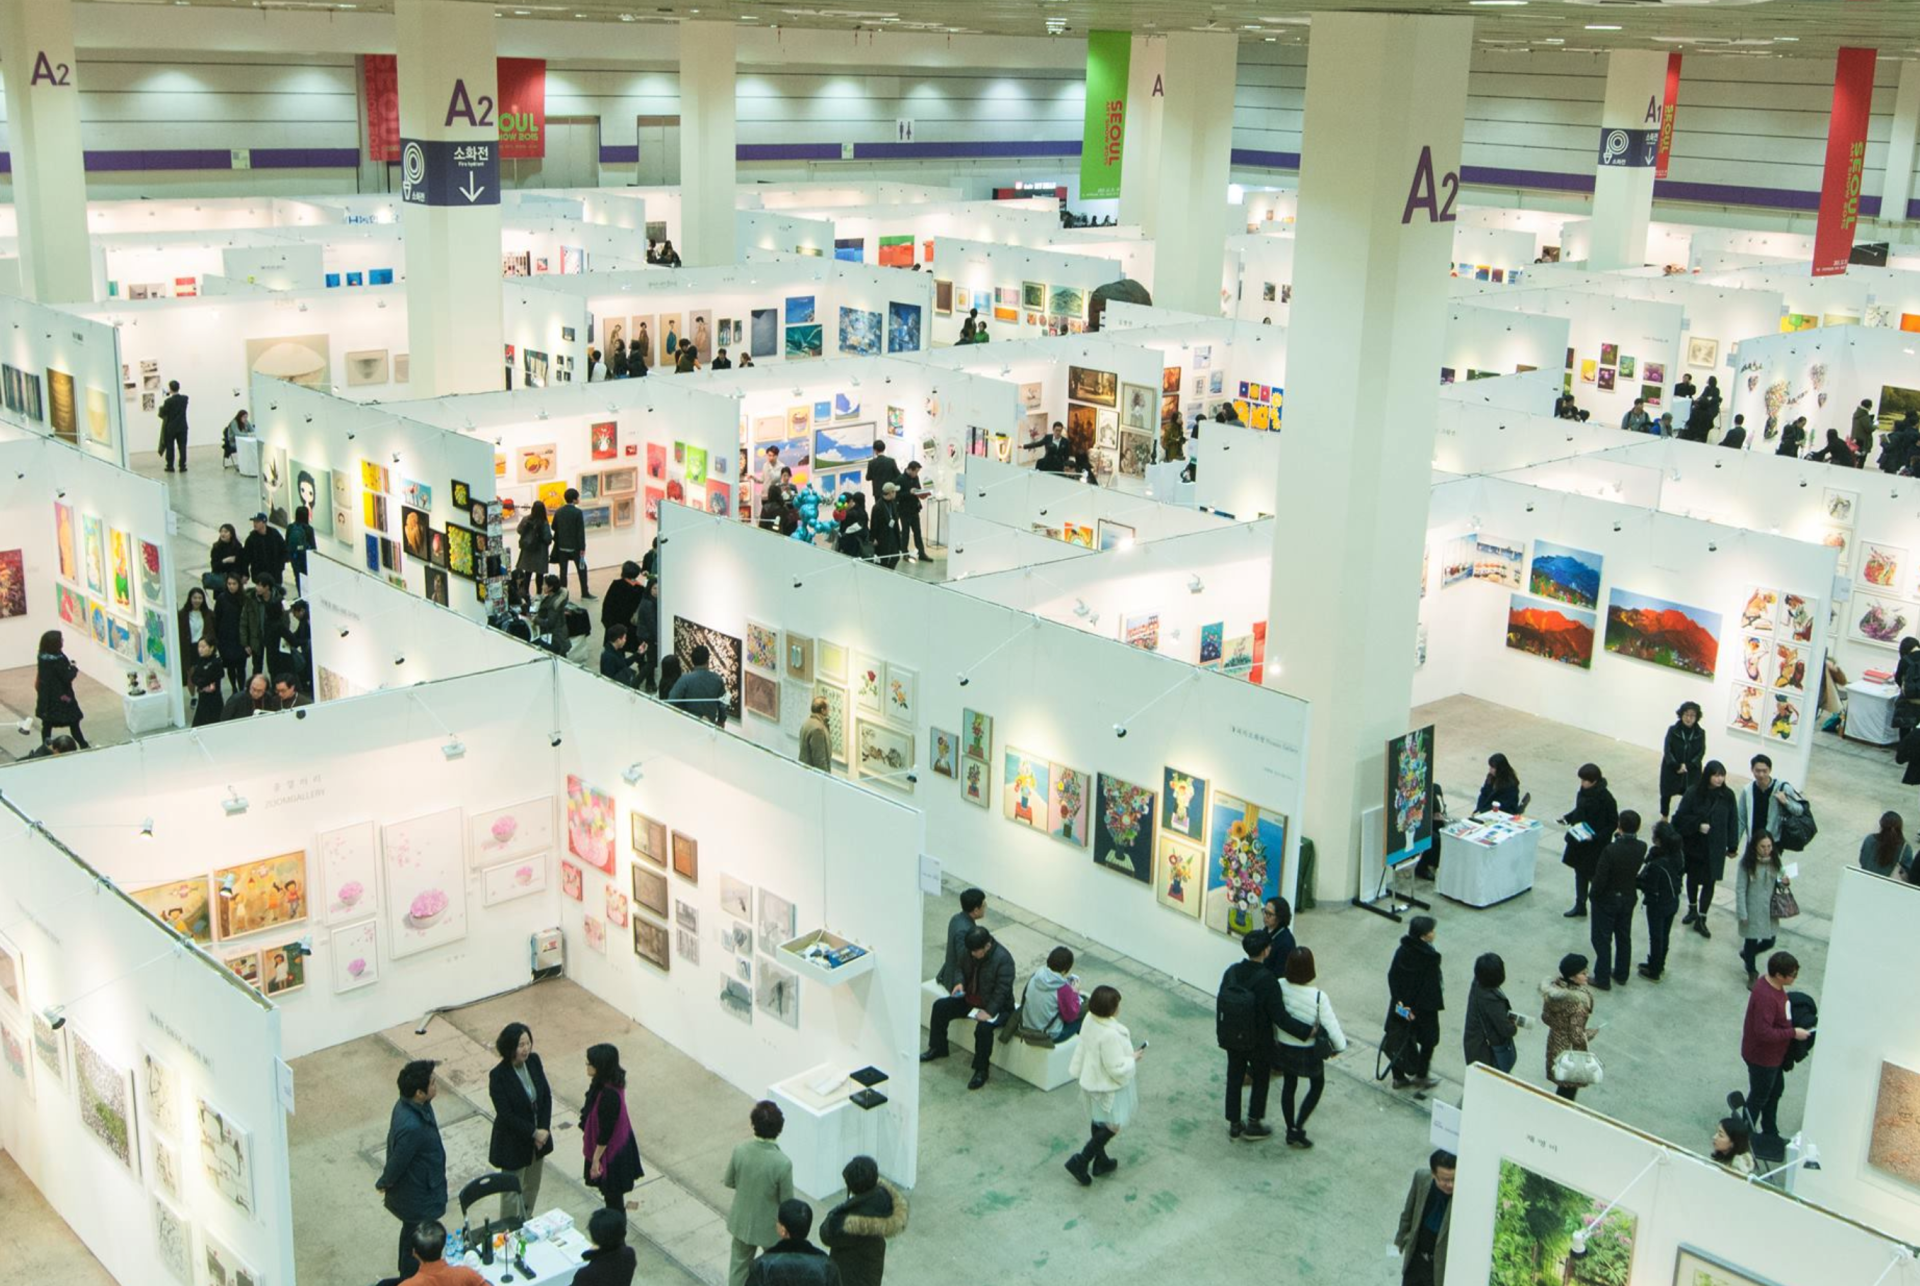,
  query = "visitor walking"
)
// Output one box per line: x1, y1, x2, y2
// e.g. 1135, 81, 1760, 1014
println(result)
516, 500, 552, 602
1540, 954, 1597, 1102
1675, 759, 1738, 937
375, 1060, 448, 1281
872, 483, 904, 570
724, 1101, 795, 1286
898, 462, 929, 561
552, 488, 592, 598
209, 522, 245, 590
1733, 832, 1785, 985
533, 576, 571, 656
157, 379, 191, 471
486, 1023, 554, 1219
1740, 950, 1810, 1141
1852, 398, 1876, 464
1394, 1150, 1455, 1286
1636, 820, 1686, 980
1559, 763, 1618, 918
34, 630, 88, 748
1217, 930, 1283, 1140
1587, 810, 1645, 989
743, 1201, 837, 1286
244, 513, 288, 584
213, 572, 249, 693
1659, 701, 1705, 819
1461, 952, 1523, 1072
1386, 915, 1443, 1091
1063, 985, 1141, 1185
580, 1044, 644, 1211
1736, 753, 1806, 851
1274, 948, 1344, 1148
